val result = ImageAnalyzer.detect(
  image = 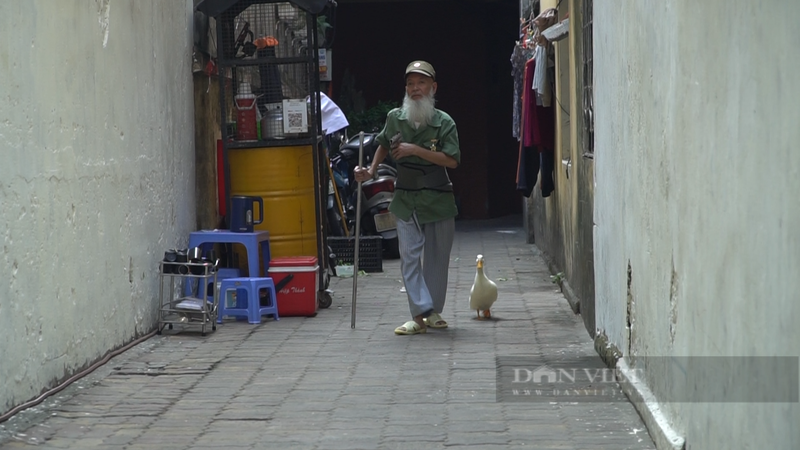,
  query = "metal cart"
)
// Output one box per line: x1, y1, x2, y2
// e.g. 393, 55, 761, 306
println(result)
157, 260, 219, 336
